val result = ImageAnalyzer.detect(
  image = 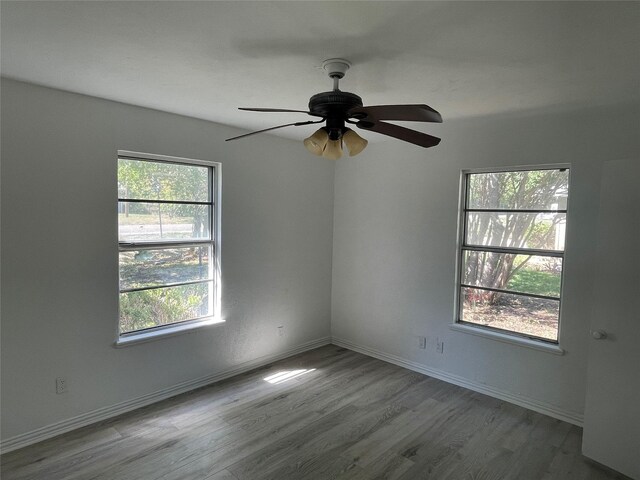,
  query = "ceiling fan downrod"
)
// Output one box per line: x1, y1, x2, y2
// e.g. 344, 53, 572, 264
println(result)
322, 58, 351, 91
